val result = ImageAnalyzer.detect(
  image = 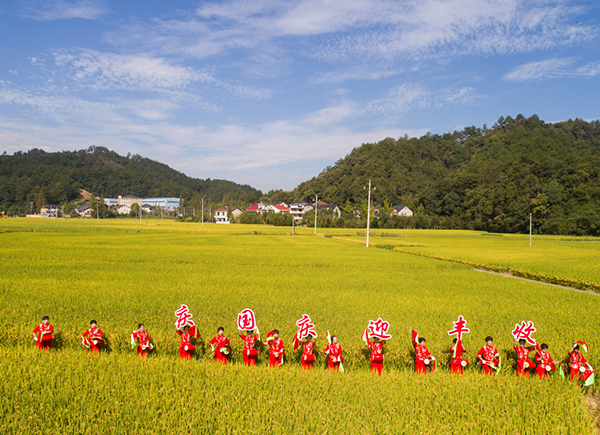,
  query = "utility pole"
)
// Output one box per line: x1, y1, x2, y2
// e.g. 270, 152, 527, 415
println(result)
529, 213, 532, 247
292, 212, 295, 235
201, 198, 204, 227
364, 180, 374, 248
314, 195, 318, 235
140, 207, 143, 225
